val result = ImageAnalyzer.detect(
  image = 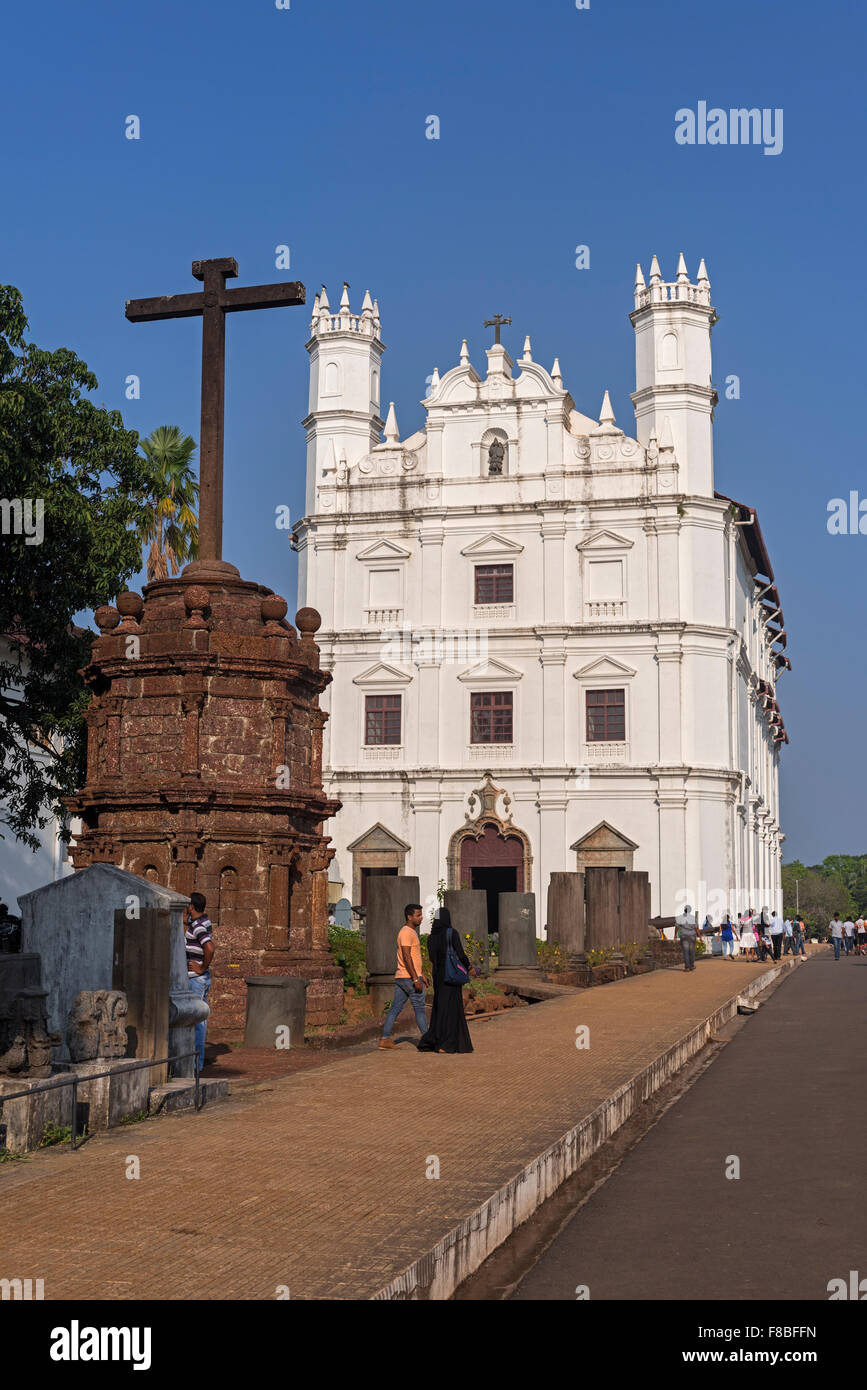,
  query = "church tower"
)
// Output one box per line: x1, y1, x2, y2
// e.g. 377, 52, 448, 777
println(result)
303, 283, 385, 514
630, 254, 717, 497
